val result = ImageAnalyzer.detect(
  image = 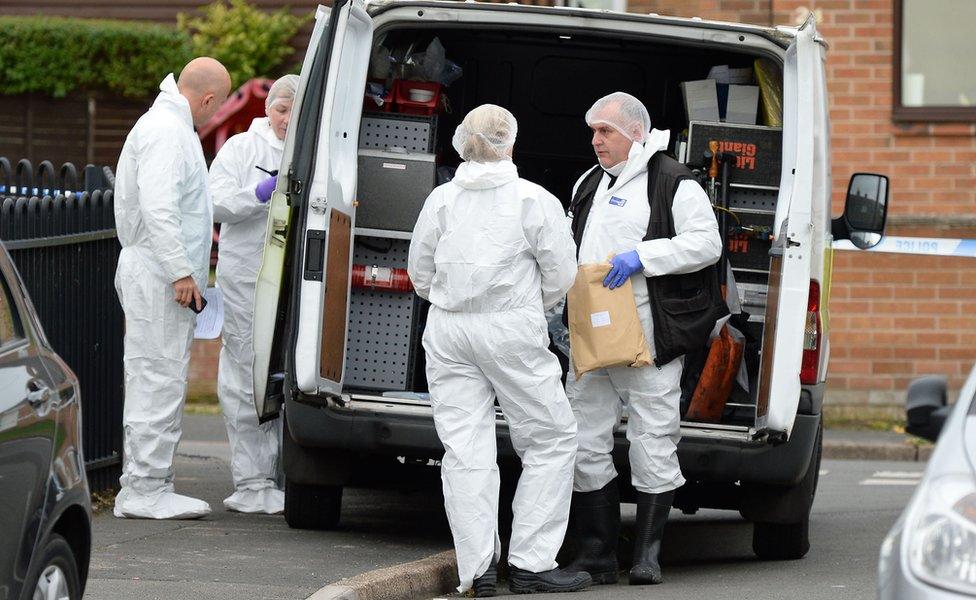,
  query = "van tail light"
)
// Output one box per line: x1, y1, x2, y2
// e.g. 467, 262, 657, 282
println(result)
351, 264, 414, 293
800, 280, 821, 385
